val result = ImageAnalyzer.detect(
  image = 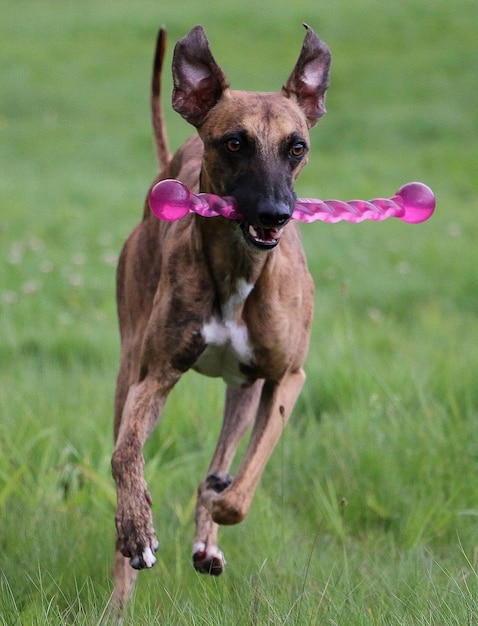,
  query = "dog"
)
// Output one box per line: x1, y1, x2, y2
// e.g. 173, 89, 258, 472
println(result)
111, 24, 331, 607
